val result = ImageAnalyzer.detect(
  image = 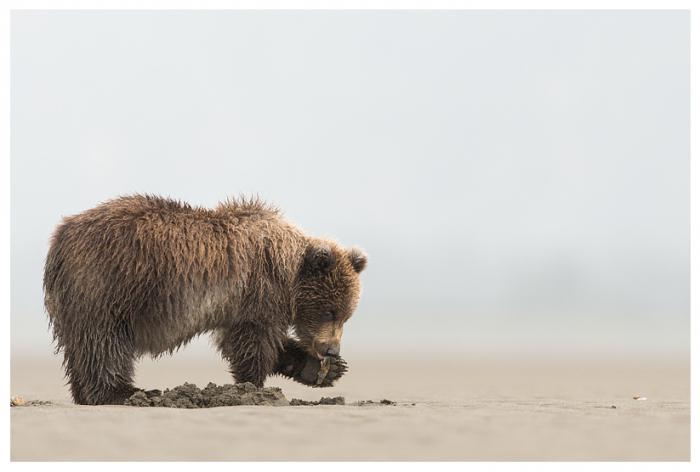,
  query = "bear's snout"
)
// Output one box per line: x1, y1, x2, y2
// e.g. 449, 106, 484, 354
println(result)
314, 340, 340, 358
324, 344, 340, 356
